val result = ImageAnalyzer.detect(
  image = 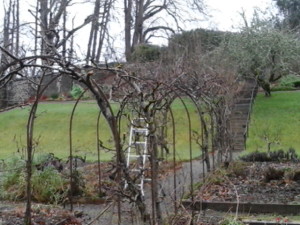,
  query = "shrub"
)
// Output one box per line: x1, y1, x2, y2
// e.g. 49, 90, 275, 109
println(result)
240, 149, 298, 162
0, 156, 26, 200
31, 167, 67, 203
264, 166, 285, 182
227, 161, 248, 178
272, 74, 300, 91
70, 85, 84, 99
0, 154, 69, 203
131, 44, 161, 62
204, 168, 228, 185
51, 93, 59, 100
293, 80, 300, 87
